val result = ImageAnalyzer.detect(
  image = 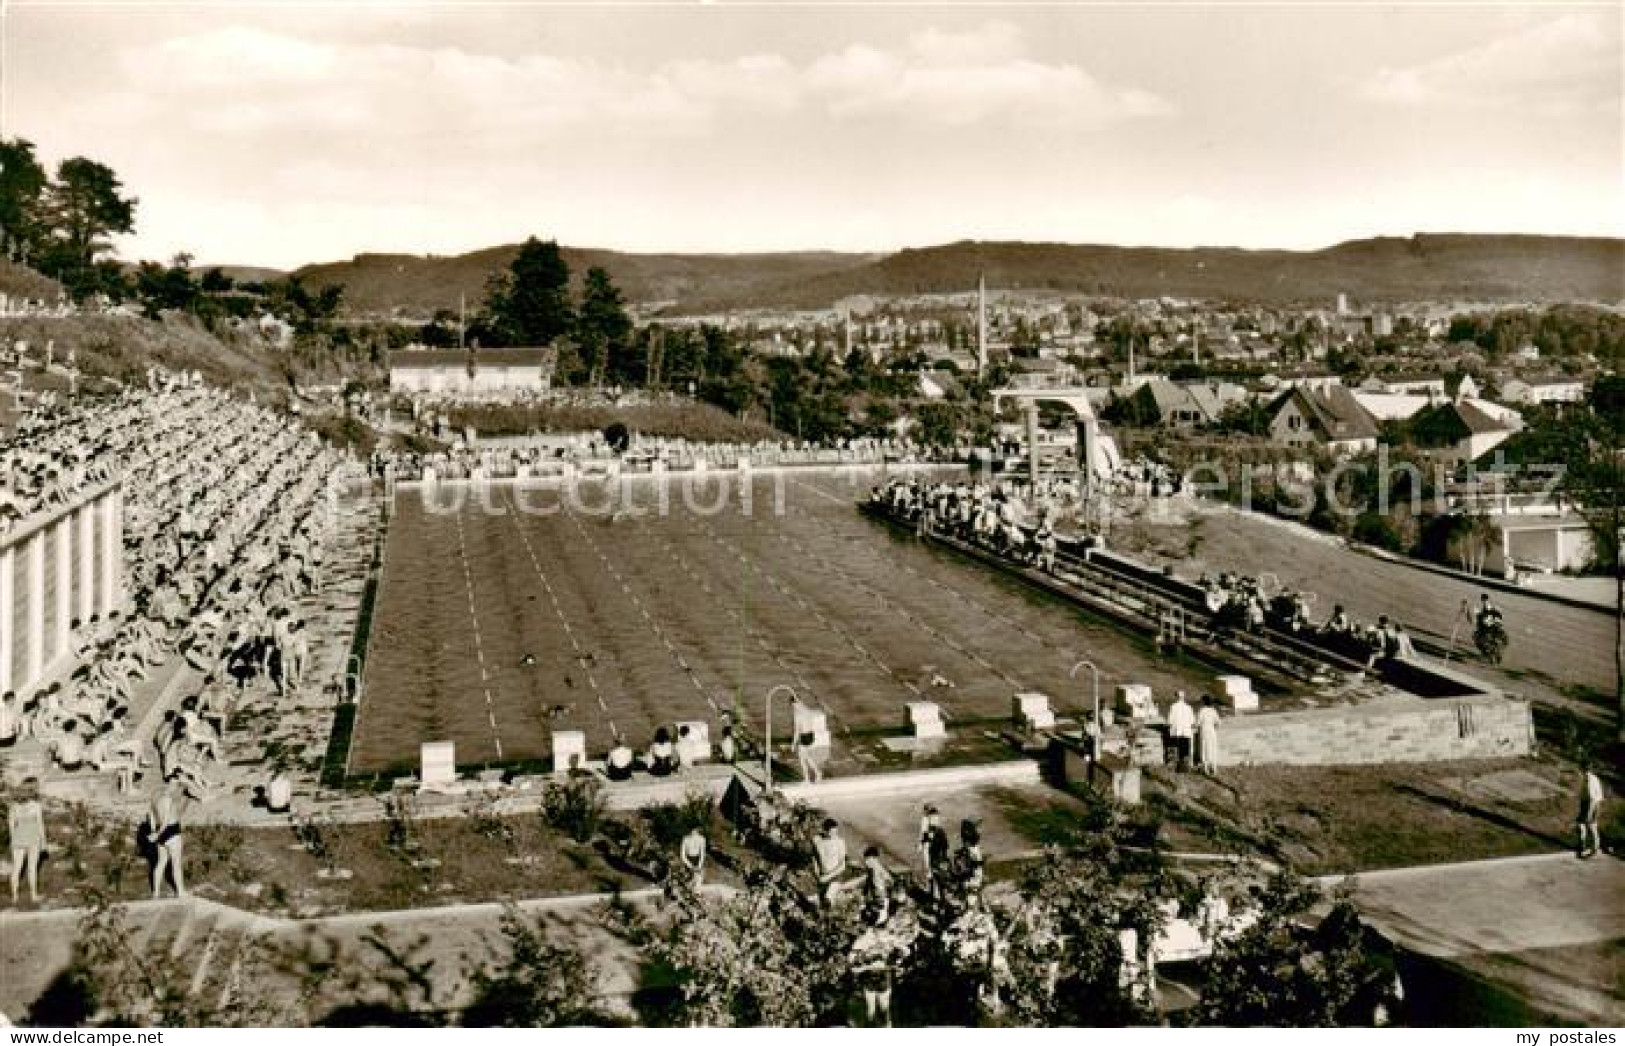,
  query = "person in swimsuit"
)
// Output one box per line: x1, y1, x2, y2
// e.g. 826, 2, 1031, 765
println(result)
146, 781, 187, 898
7, 780, 46, 904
